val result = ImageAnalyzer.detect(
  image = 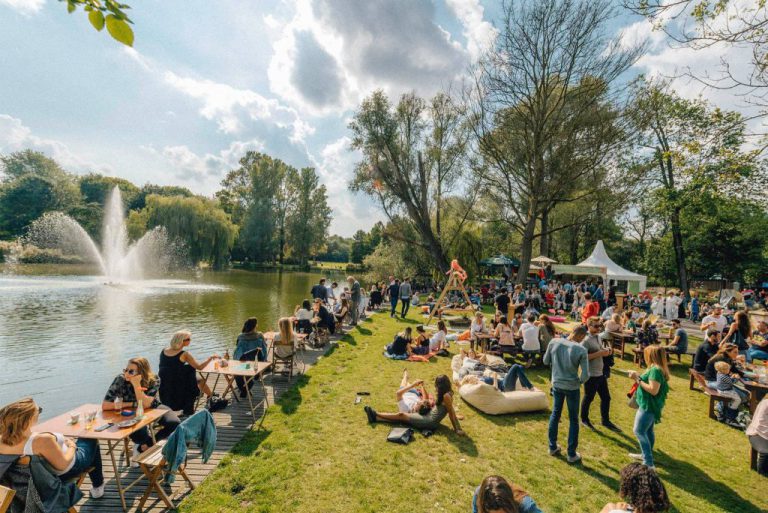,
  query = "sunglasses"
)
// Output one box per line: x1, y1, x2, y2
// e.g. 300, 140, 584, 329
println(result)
123, 368, 139, 376
183, 338, 191, 342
